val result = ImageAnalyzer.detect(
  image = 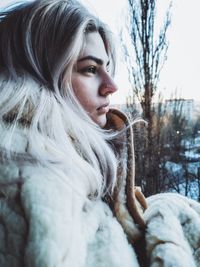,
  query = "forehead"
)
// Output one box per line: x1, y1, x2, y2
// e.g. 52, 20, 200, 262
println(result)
80, 32, 109, 62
